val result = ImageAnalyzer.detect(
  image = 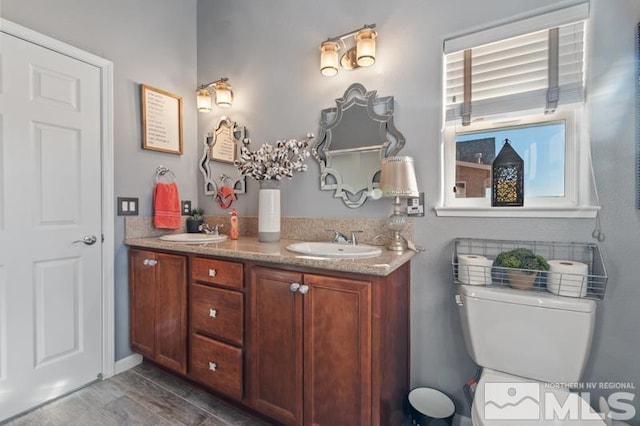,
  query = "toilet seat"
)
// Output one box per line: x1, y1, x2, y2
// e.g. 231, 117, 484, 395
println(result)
472, 369, 606, 425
